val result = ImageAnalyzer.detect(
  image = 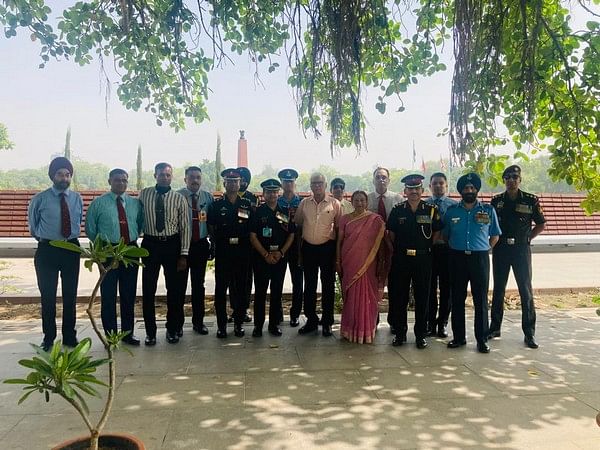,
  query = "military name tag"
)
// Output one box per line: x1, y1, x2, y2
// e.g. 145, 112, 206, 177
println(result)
475, 212, 490, 224
451, 217, 461, 223
515, 203, 533, 214
229, 237, 239, 244
262, 227, 272, 238
416, 215, 432, 224
237, 208, 249, 219
275, 211, 289, 223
